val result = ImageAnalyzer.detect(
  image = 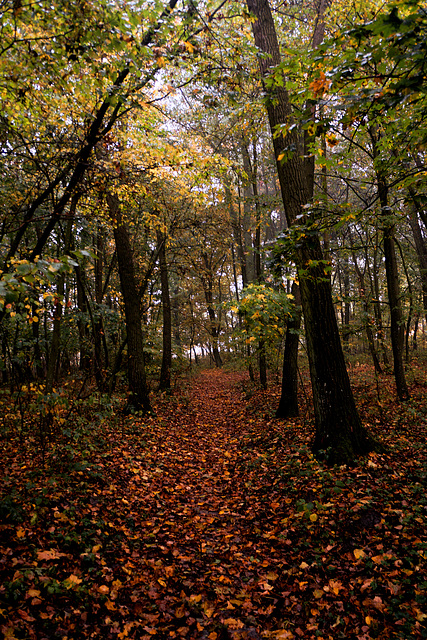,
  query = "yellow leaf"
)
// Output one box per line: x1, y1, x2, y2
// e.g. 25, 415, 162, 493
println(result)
16, 527, 25, 538
365, 616, 373, 626
309, 513, 318, 522
64, 574, 82, 589
27, 589, 41, 598
329, 579, 343, 595
313, 589, 323, 599
105, 600, 117, 611
353, 549, 365, 560
300, 562, 309, 569
184, 41, 195, 54
157, 578, 167, 587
